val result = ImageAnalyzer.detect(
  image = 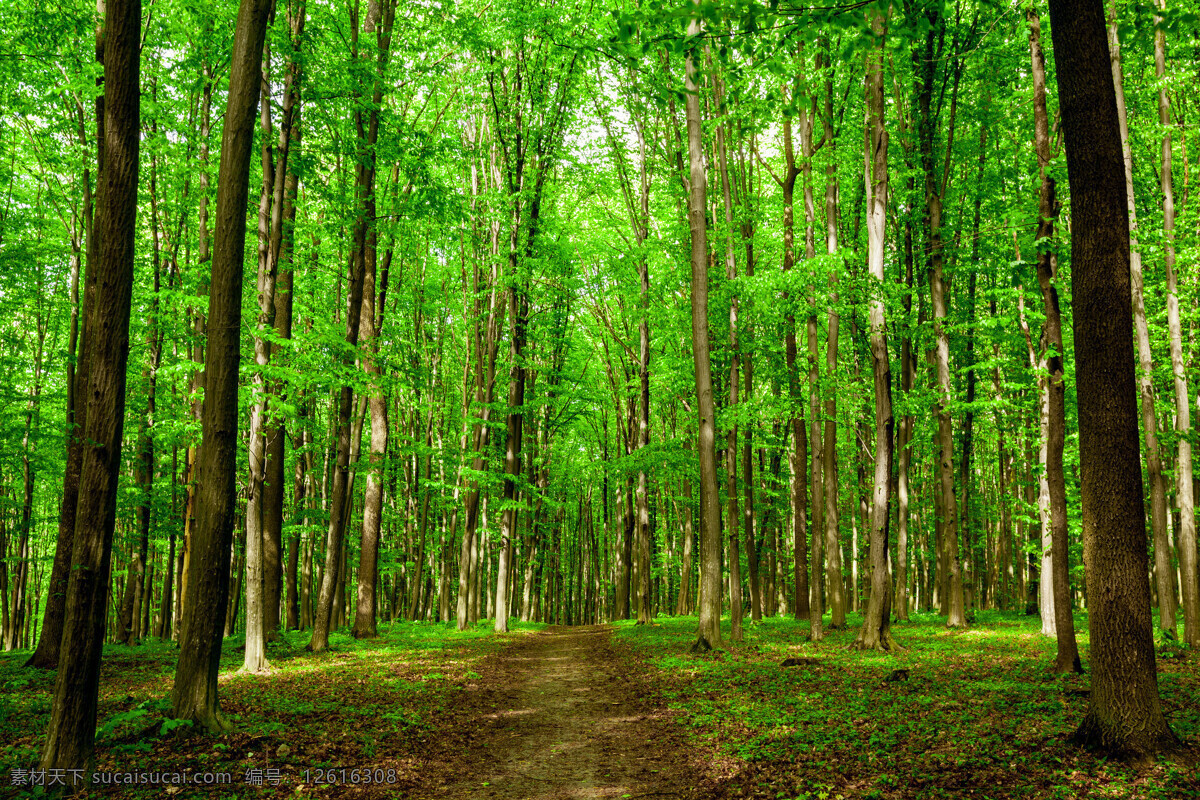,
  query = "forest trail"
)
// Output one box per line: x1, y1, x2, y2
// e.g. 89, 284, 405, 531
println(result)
411, 625, 704, 800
